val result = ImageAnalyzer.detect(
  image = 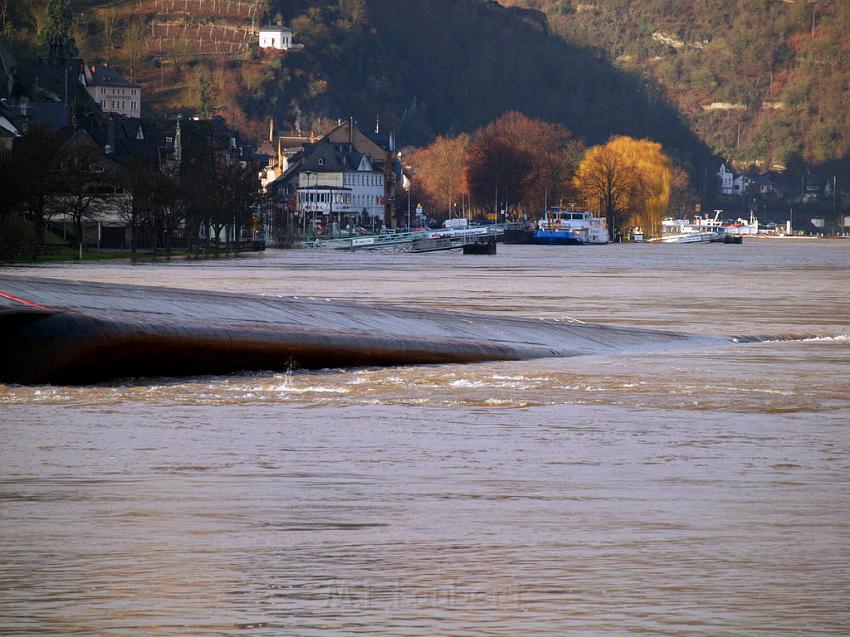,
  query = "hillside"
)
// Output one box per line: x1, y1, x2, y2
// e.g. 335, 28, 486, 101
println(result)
501, 0, 850, 174
5, 0, 847, 178
3, 0, 722, 169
